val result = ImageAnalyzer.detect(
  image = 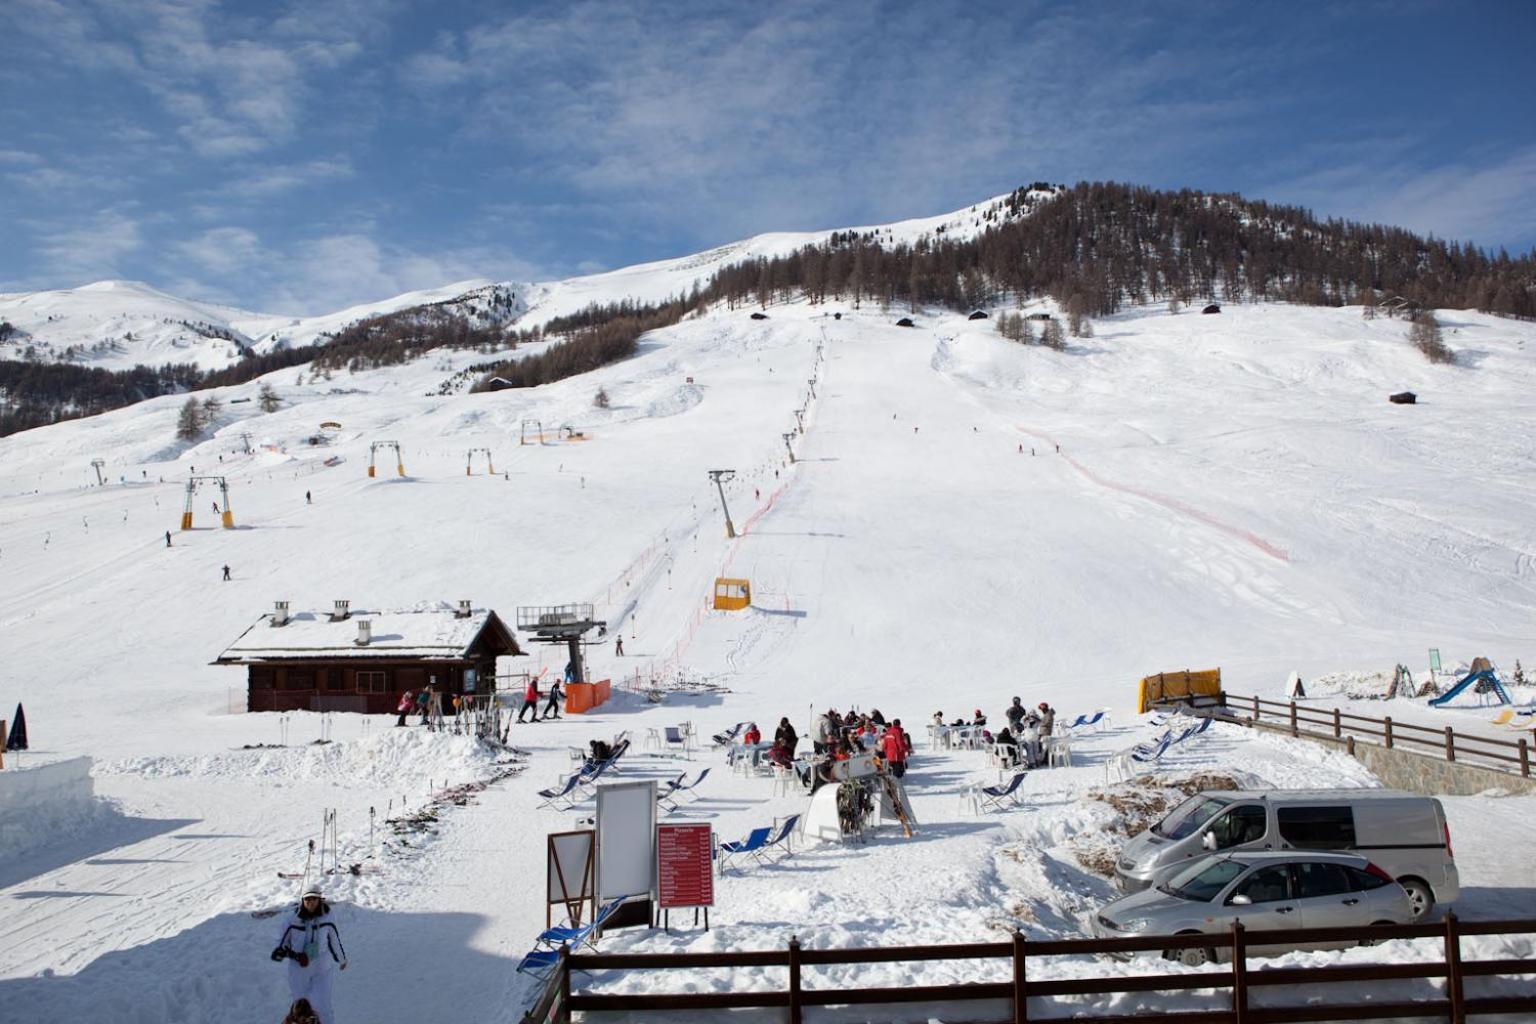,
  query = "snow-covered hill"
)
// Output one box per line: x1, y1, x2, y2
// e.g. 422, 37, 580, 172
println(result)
0, 187, 1056, 372
3, 201, 1535, 1022
0, 279, 260, 371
